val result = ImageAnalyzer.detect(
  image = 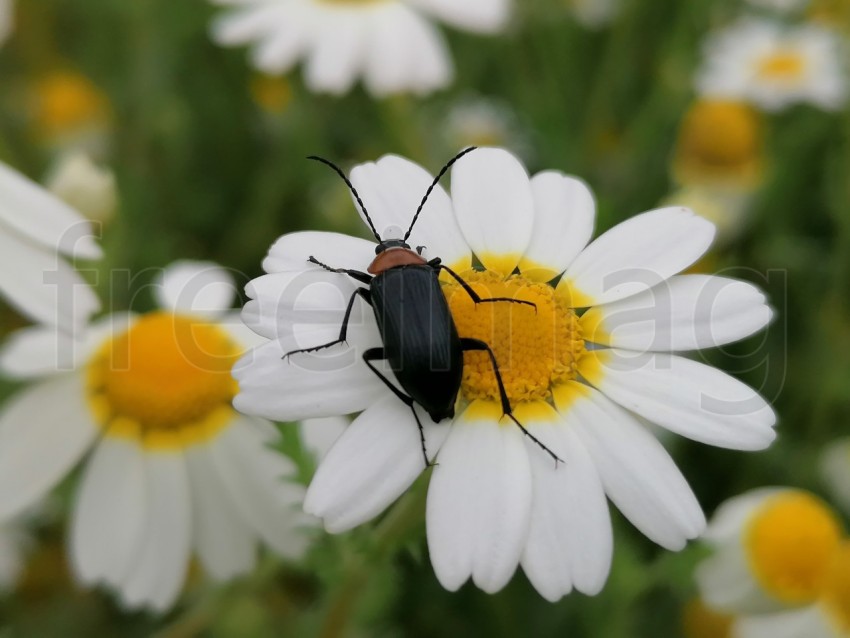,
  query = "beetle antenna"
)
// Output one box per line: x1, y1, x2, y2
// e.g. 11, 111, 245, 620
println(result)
307, 155, 382, 242
403, 146, 478, 242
